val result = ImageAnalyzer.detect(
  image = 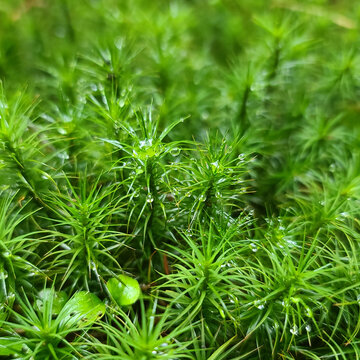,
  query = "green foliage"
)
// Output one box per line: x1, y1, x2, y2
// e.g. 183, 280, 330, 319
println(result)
1, 0, 360, 358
